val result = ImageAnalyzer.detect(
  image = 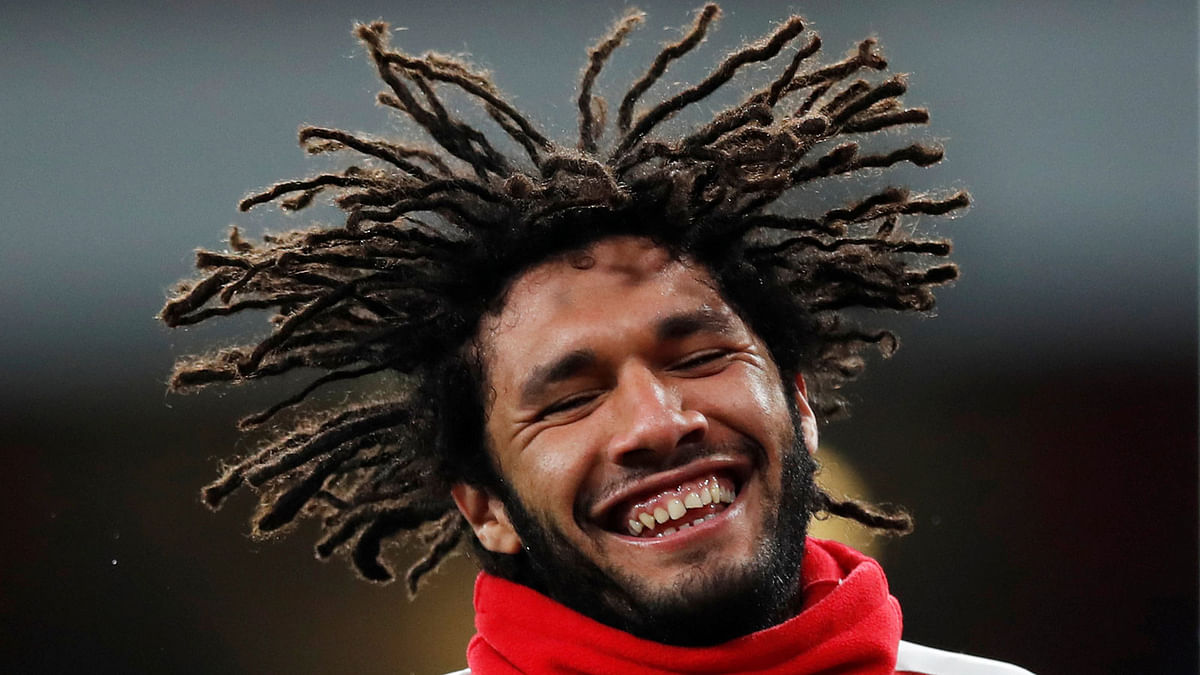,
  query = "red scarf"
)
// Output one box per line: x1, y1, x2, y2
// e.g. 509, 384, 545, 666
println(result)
467, 537, 902, 674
